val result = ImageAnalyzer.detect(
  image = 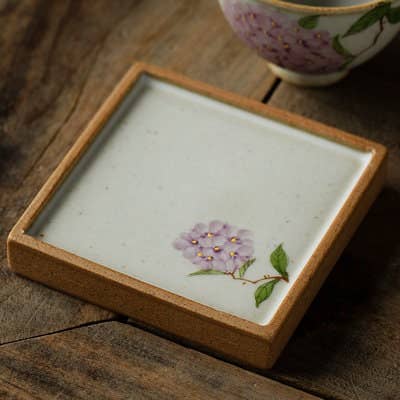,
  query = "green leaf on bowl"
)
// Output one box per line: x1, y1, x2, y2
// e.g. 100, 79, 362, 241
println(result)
332, 35, 354, 59
298, 15, 320, 29
239, 258, 256, 278
387, 6, 400, 23
343, 3, 390, 37
270, 244, 288, 279
254, 279, 279, 307
188, 269, 225, 276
